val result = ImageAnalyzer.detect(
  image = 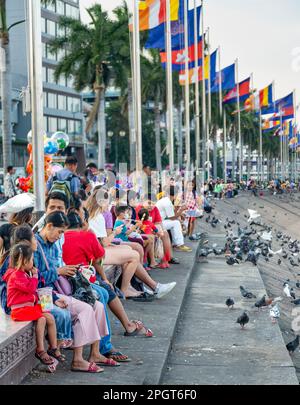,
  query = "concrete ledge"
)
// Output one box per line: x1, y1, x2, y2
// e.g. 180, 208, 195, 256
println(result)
0, 313, 38, 385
